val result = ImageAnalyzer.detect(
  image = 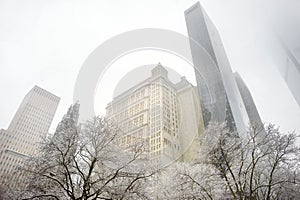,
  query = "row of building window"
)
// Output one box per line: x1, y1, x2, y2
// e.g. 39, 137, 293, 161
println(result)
33, 87, 59, 102
118, 114, 145, 133
119, 129, 144, 147
110, 100, 146, 122
111, 88, 147, 112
